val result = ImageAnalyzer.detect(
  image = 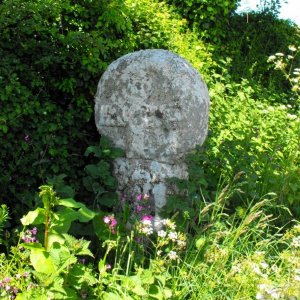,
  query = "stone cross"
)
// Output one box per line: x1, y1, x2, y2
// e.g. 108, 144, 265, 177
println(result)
95, 49, 209, 226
